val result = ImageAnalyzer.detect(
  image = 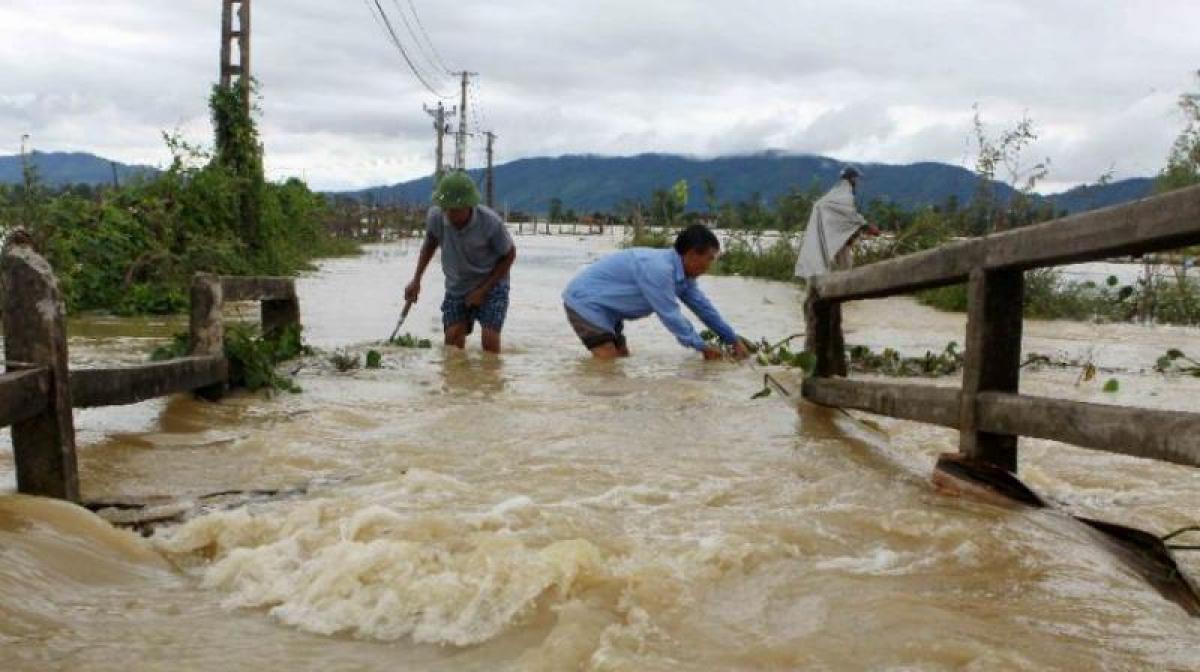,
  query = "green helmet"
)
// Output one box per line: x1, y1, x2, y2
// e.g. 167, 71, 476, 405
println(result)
433, 172, 480, 209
